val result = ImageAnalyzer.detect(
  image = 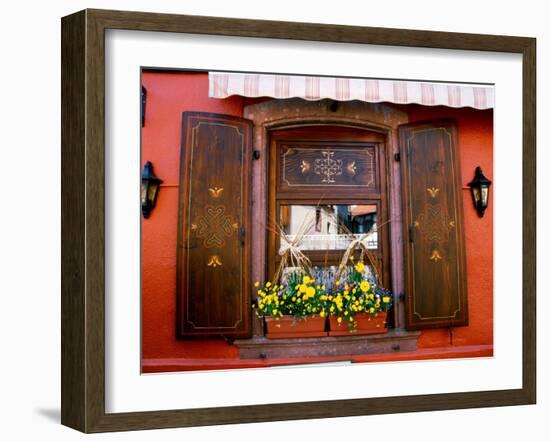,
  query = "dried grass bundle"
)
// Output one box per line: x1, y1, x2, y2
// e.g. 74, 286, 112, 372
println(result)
268, 211, 315, 283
